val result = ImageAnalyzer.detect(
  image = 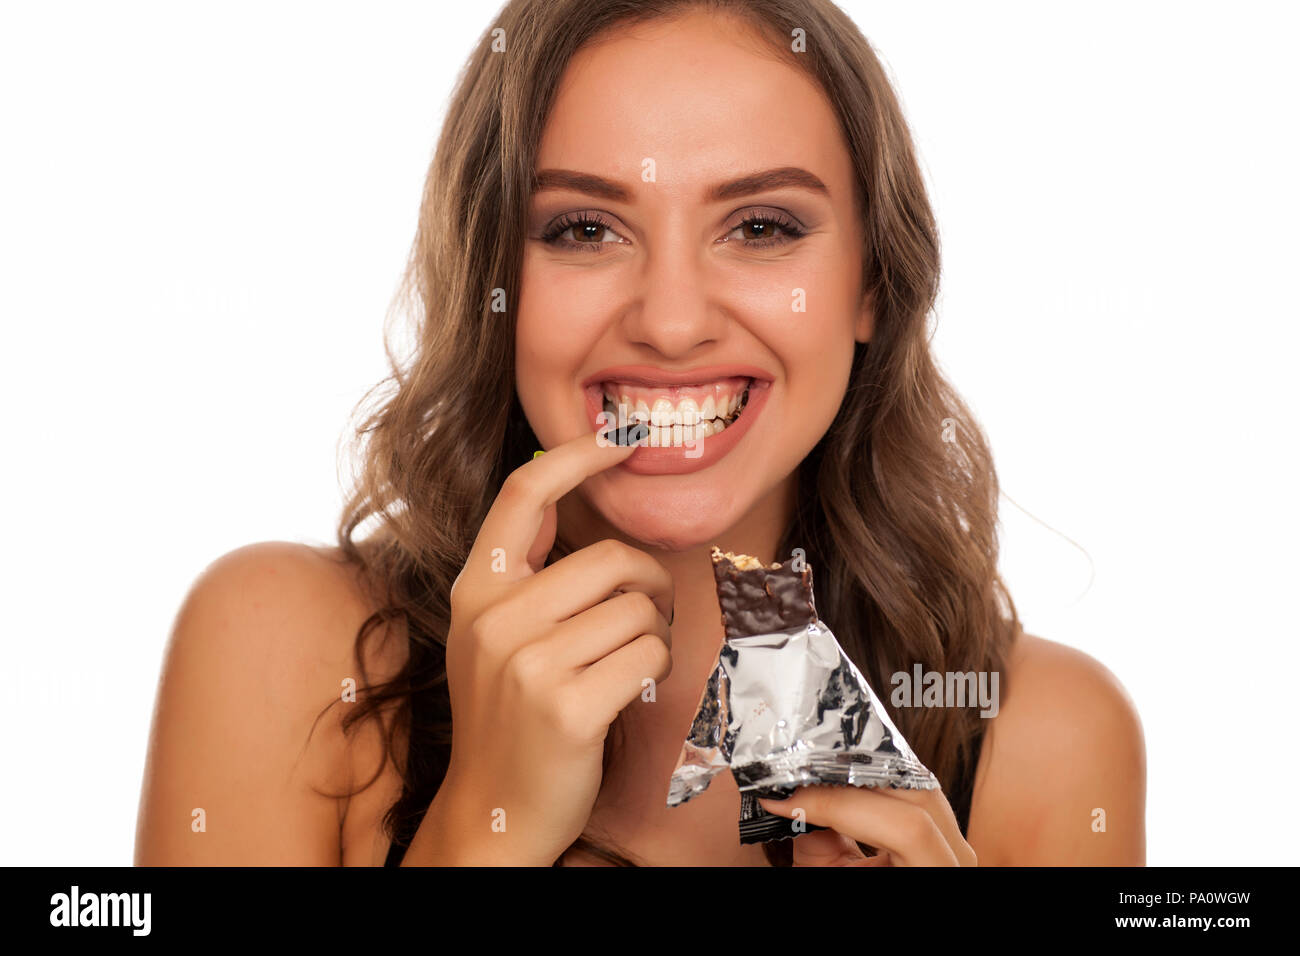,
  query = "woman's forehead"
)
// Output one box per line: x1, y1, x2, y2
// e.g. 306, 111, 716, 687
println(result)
536, 20, 852, 207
